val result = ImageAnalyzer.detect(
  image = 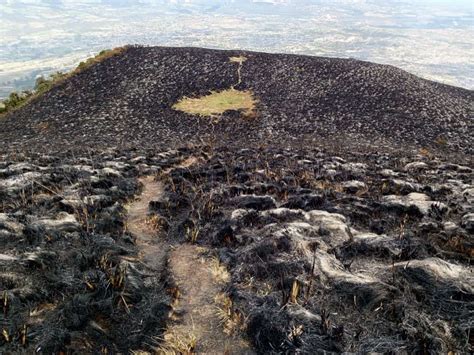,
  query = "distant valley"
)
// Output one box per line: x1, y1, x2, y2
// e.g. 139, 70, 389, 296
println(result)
1, 0, 473, 99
